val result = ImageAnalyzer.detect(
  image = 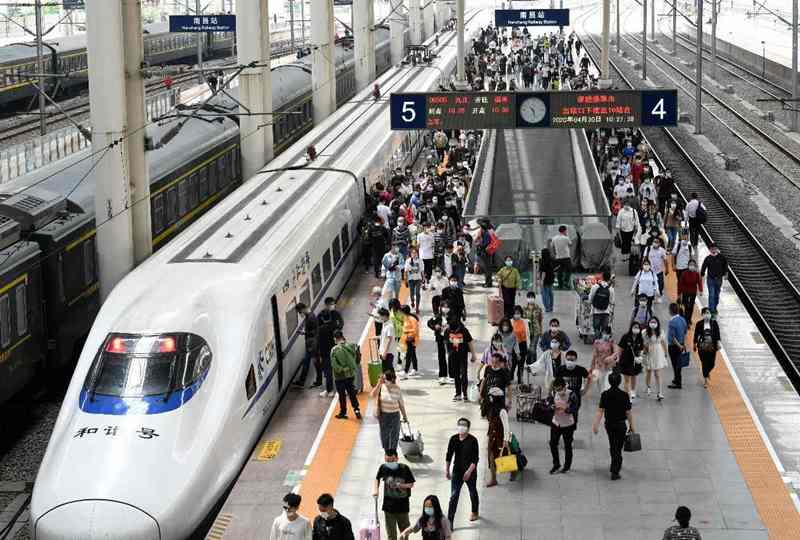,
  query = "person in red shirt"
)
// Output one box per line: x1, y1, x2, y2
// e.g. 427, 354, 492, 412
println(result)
677, 259, 703, 324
